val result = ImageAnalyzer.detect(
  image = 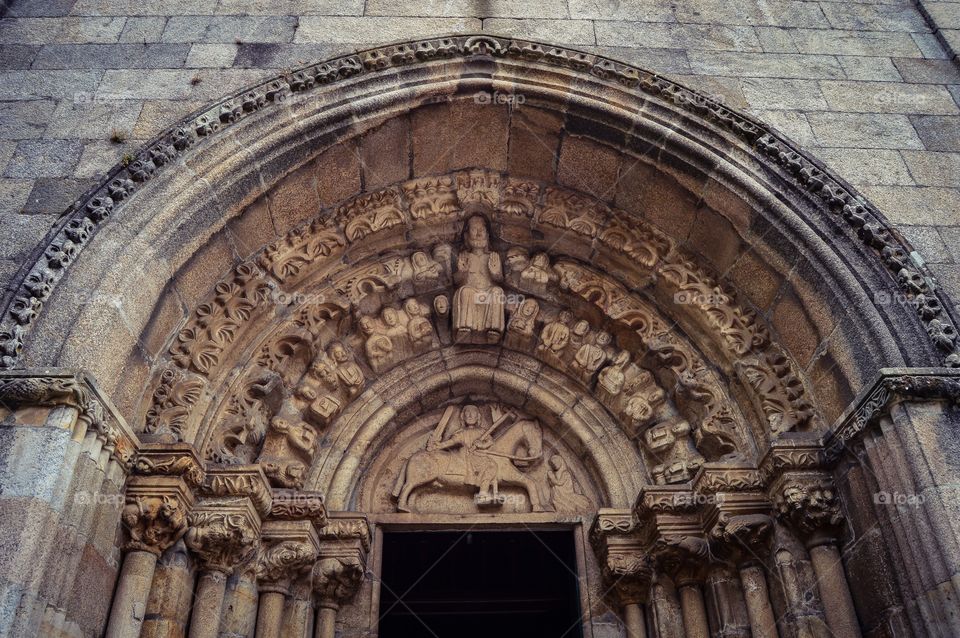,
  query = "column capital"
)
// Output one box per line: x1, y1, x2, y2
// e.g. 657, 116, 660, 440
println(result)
185, 496, 262, 574
590, 510, 652, 605
702, 492, 774, 566
256, 519, 320, 594
203, 464, 273, 517
312, 512, 370, 607
133, 442, 205, 487
268, 487, 327, 528
0, 368, 140, 469
121, 475, 194, 556
770, 472, 843, 547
